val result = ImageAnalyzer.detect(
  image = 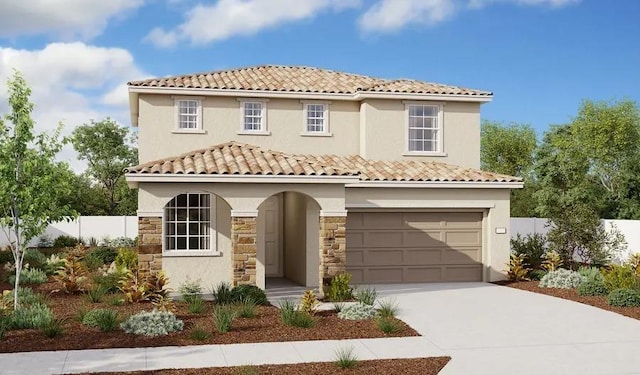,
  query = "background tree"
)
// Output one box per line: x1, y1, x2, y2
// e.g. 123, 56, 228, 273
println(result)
480, 121, 538, 217
71, 119, 138, 216
0, 71, 77, 307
